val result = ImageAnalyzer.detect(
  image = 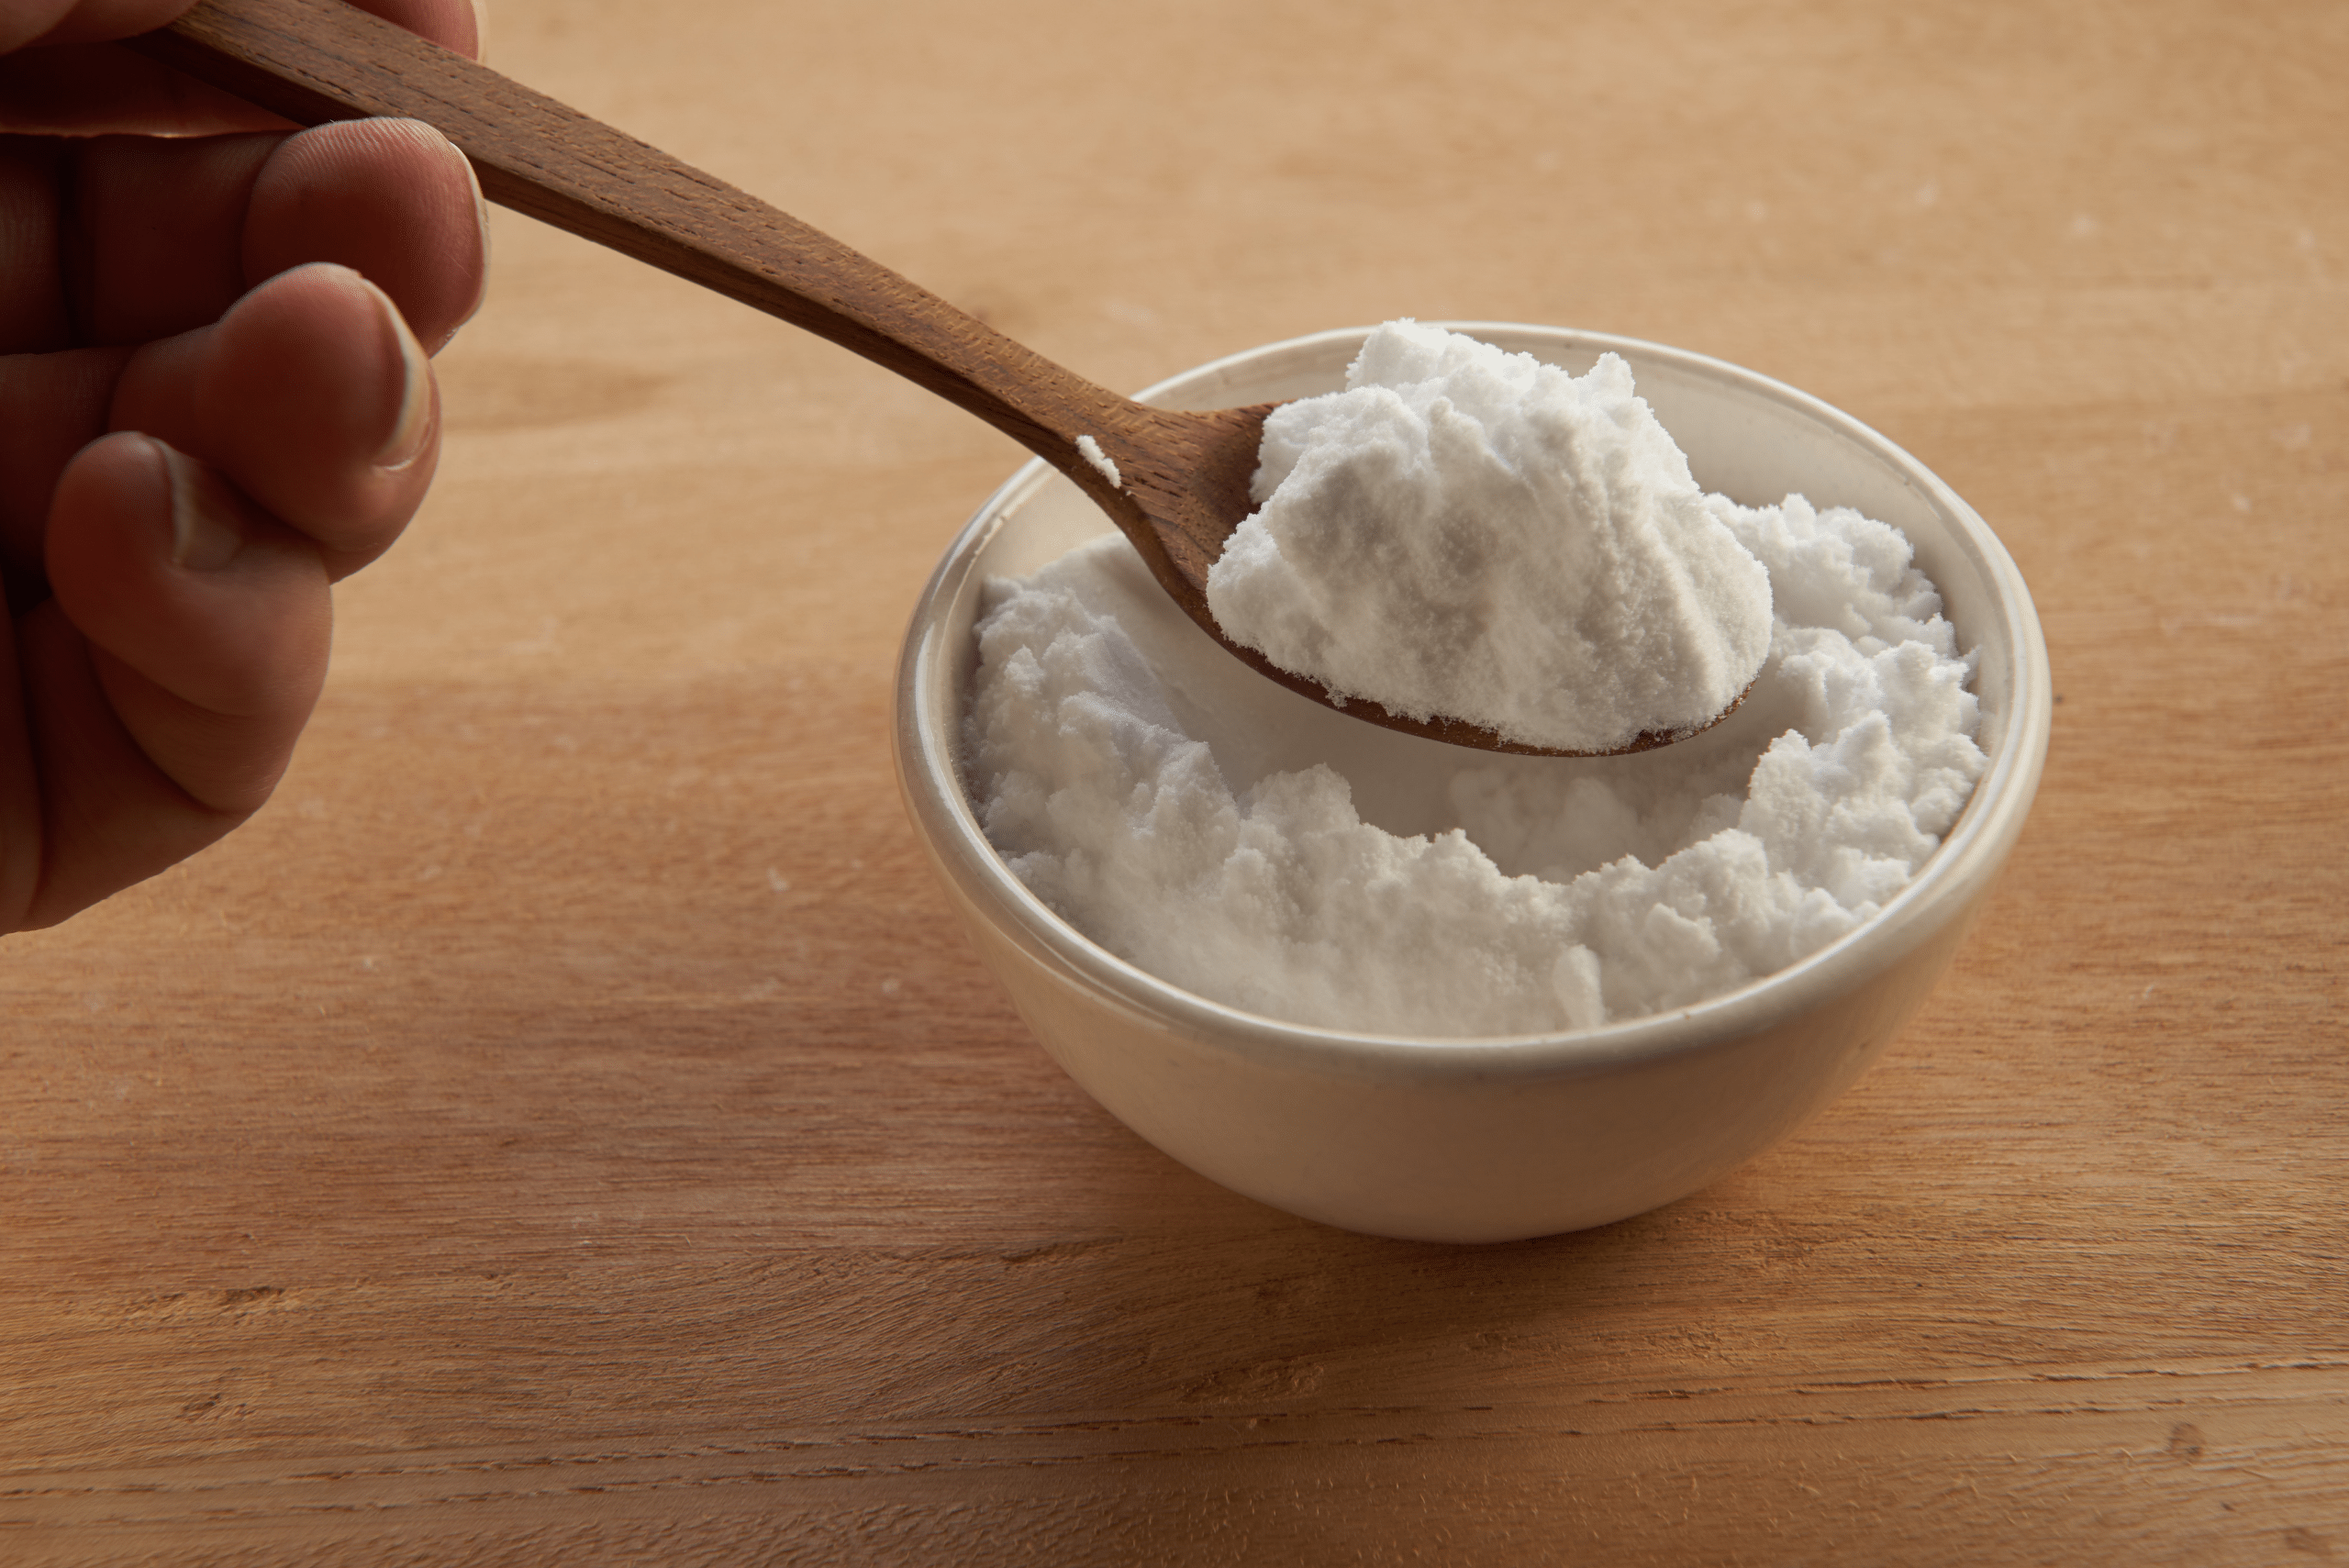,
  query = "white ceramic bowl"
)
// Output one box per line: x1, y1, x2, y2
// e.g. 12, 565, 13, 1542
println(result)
893, 324, 2050, 1243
